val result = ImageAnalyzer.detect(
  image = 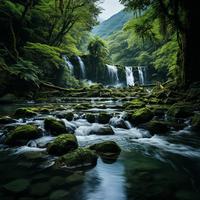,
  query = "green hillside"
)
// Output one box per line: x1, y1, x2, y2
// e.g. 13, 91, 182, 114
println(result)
92, 10, 133, 38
